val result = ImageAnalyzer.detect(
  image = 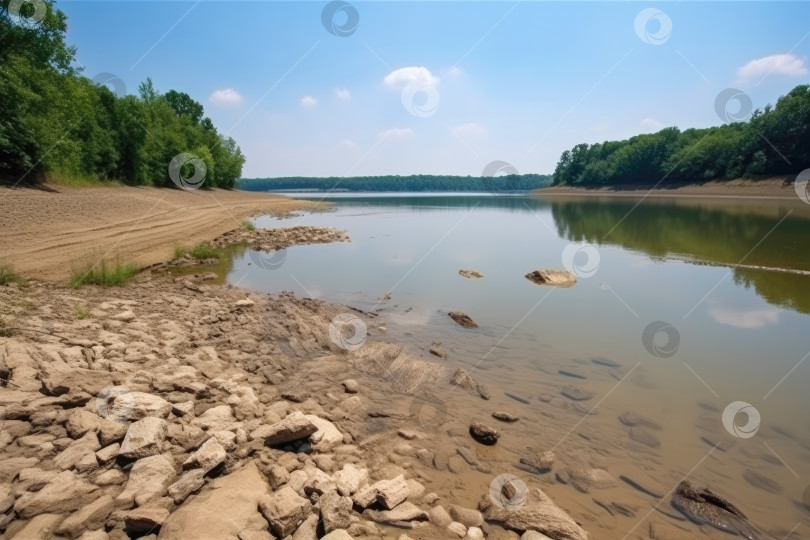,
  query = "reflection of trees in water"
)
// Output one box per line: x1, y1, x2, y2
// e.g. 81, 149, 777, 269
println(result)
550, 200, 810, 314
324, 195, 551, 213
